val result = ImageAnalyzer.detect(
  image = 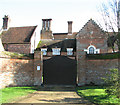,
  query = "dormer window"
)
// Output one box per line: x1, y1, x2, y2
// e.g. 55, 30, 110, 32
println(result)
41, 48, 47, 55
52, 48, 61, 55
67, 48, 73, 55
84, 45, 100, 54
